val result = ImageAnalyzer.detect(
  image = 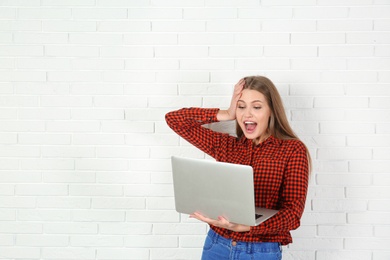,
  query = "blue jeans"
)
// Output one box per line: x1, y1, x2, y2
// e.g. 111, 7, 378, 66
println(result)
201, 229, 282, 260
